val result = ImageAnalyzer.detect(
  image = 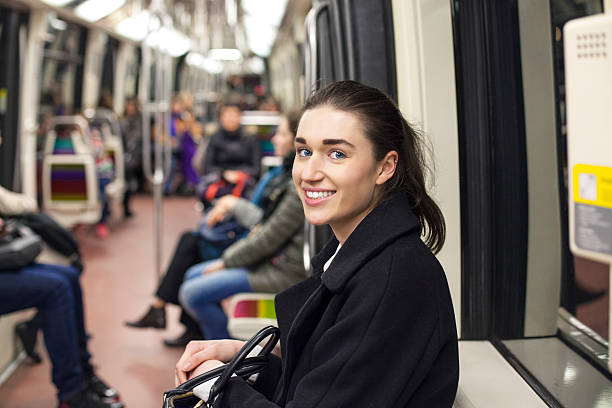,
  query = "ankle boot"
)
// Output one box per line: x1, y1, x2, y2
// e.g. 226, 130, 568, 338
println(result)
124, 306, 166, 329
15, 318, 42, 364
